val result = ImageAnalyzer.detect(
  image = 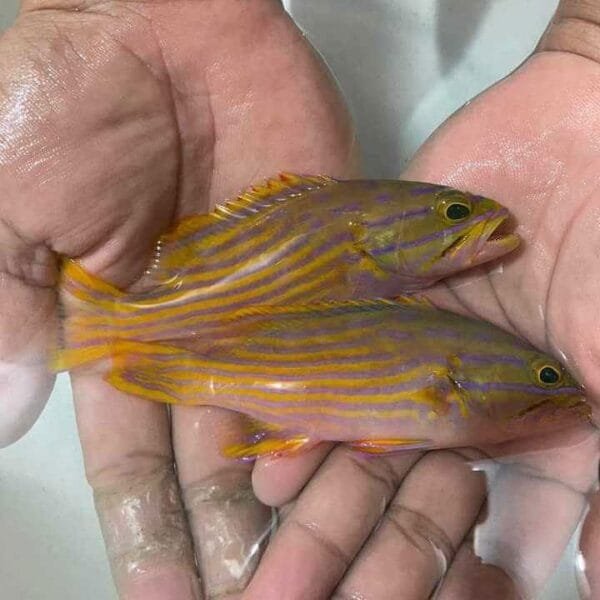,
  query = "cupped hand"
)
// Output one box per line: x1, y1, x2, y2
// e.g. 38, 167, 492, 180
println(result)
0, 1, 357, 598
248, 3, 600, 599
